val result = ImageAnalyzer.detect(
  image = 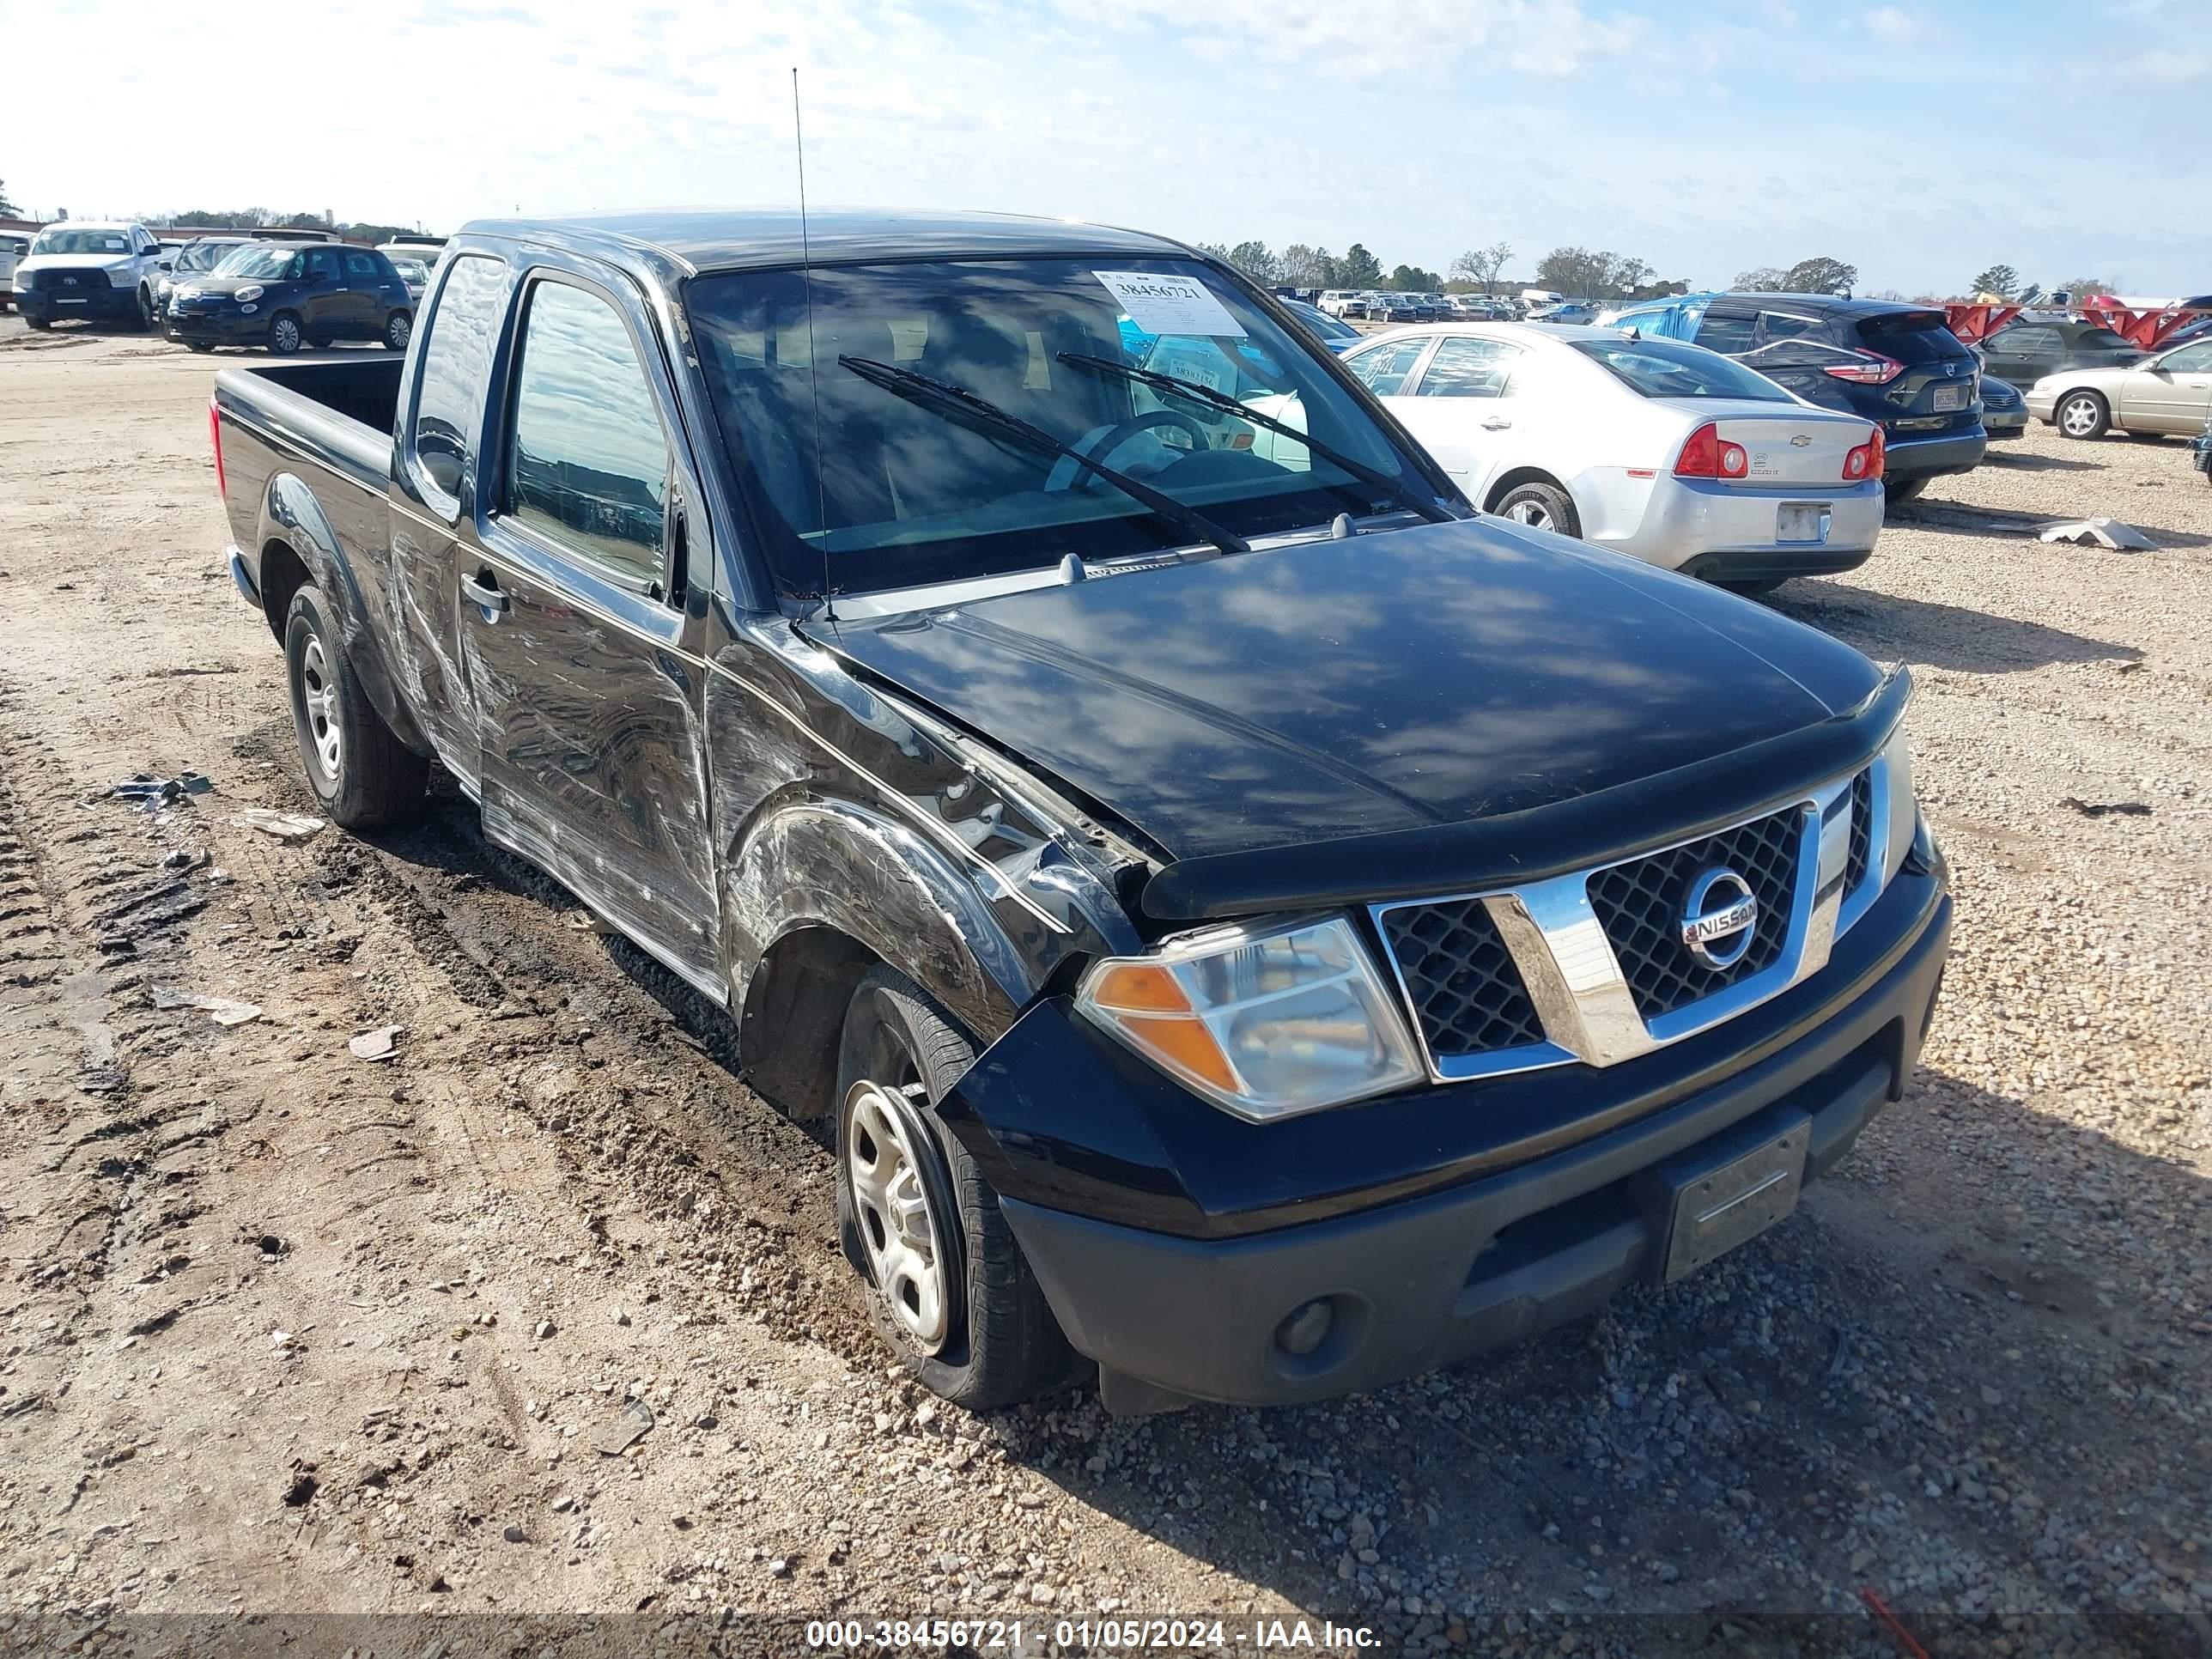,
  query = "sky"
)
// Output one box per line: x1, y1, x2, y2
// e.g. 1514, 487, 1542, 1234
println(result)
5, 0, 2206, 297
